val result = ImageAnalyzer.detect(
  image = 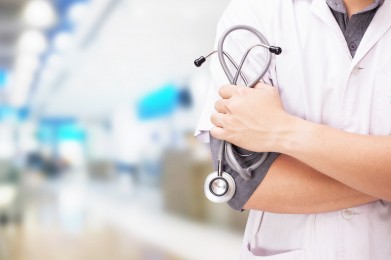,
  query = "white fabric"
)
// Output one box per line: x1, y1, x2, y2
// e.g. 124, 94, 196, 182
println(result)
195, 0, 391, 258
